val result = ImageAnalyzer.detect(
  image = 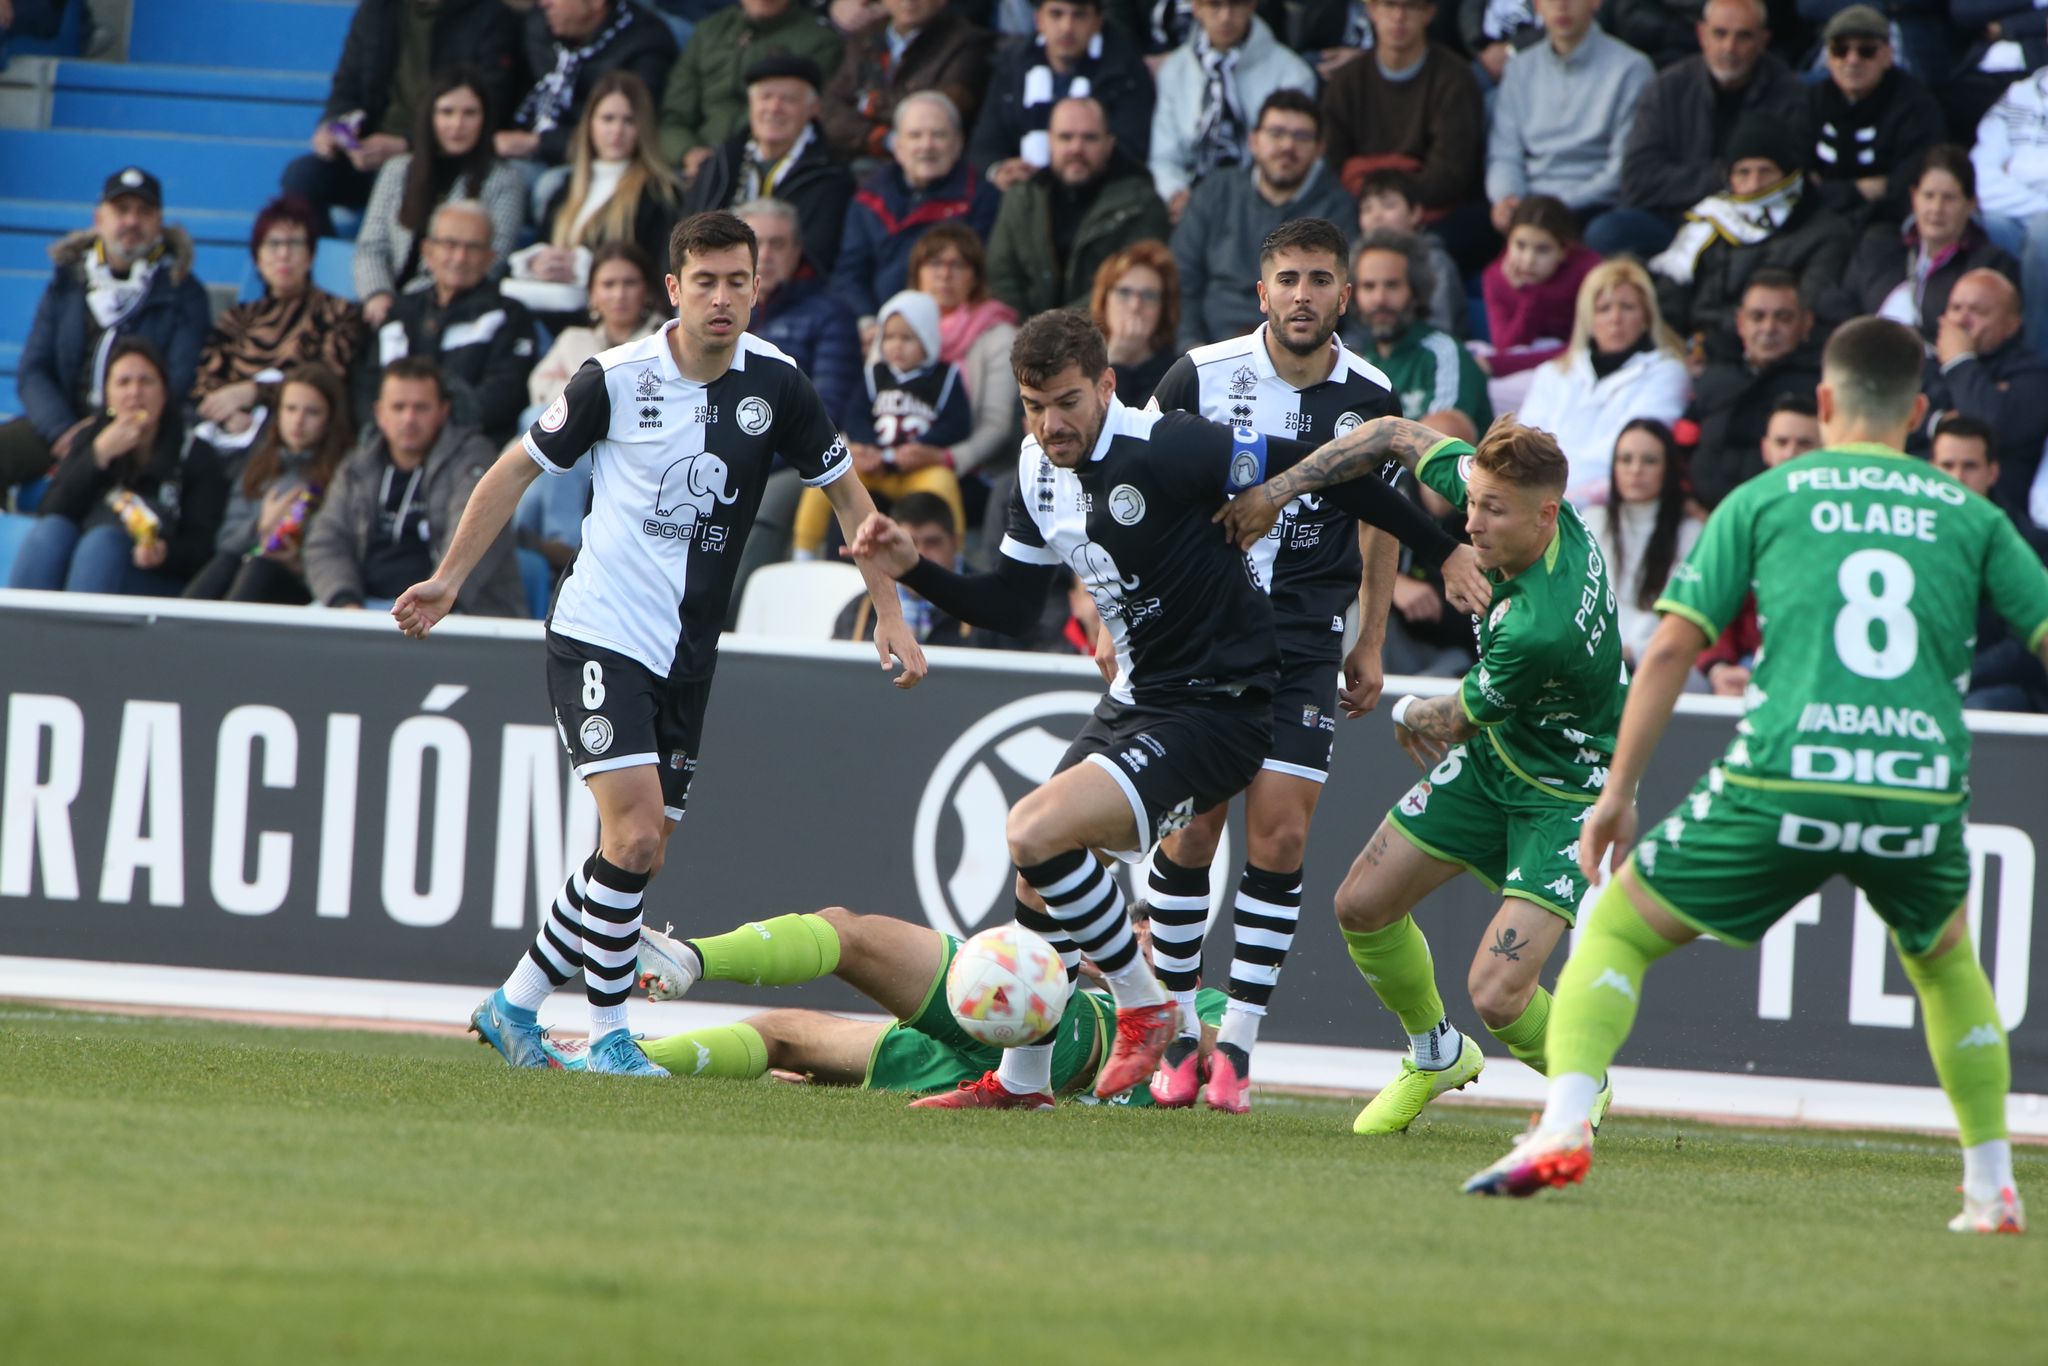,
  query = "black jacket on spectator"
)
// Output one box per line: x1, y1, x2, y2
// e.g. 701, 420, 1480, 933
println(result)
1683, 337, 1822, 509
1969, 508, 2048, 711
358, 281, 539, 443
1657, 191, 1855, 338
967, 28, 1154, 173
41, 418, 228, 583
321, 0, 521, 130
1836, 219, 2019, 342
679, 125, 856, 271
515, 1, 680, 164
1917, 338, 2048, 510
1606, 0, 1706, 69
1807, 67, 1943, 224
1621, 53, 1808, 217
